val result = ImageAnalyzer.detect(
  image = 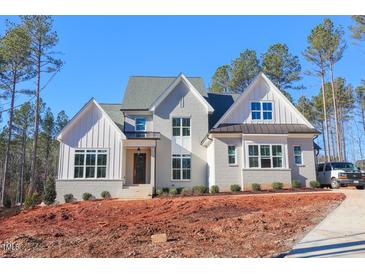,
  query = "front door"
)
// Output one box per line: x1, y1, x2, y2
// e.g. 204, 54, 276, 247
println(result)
133, 153, 146, 184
